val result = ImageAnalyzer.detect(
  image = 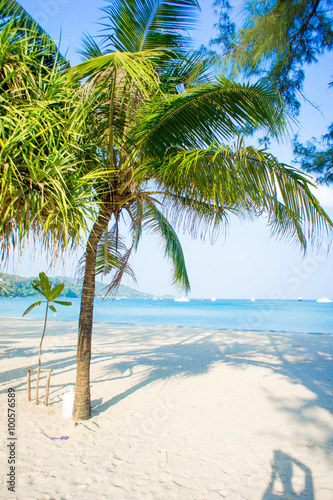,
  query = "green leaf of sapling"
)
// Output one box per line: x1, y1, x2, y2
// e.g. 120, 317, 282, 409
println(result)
49, 283, 65, 301
32, 283, 44, 295
39, 272, 51, 296
22, 301, 46, 316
